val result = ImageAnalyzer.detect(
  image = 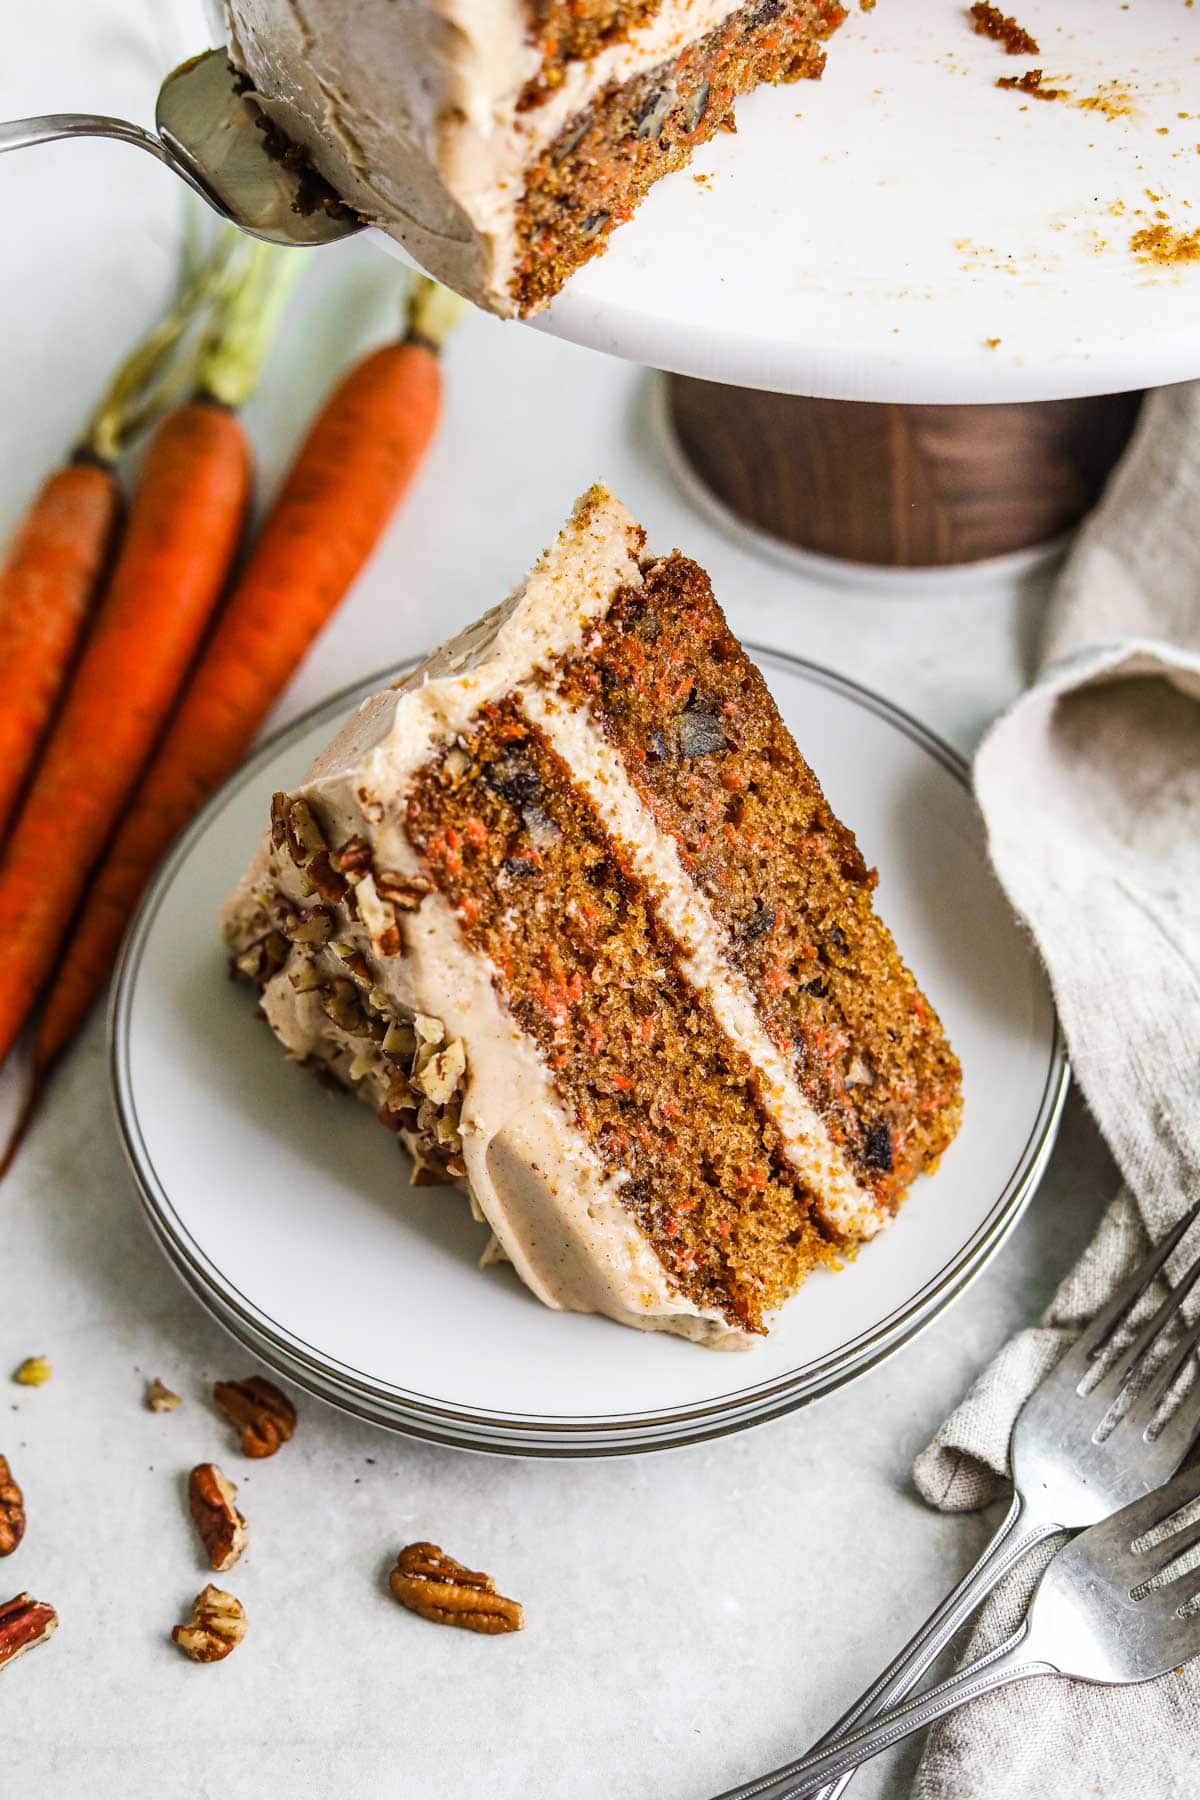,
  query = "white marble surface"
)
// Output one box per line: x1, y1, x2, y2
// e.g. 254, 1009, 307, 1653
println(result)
1, 5, 1119, 1795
